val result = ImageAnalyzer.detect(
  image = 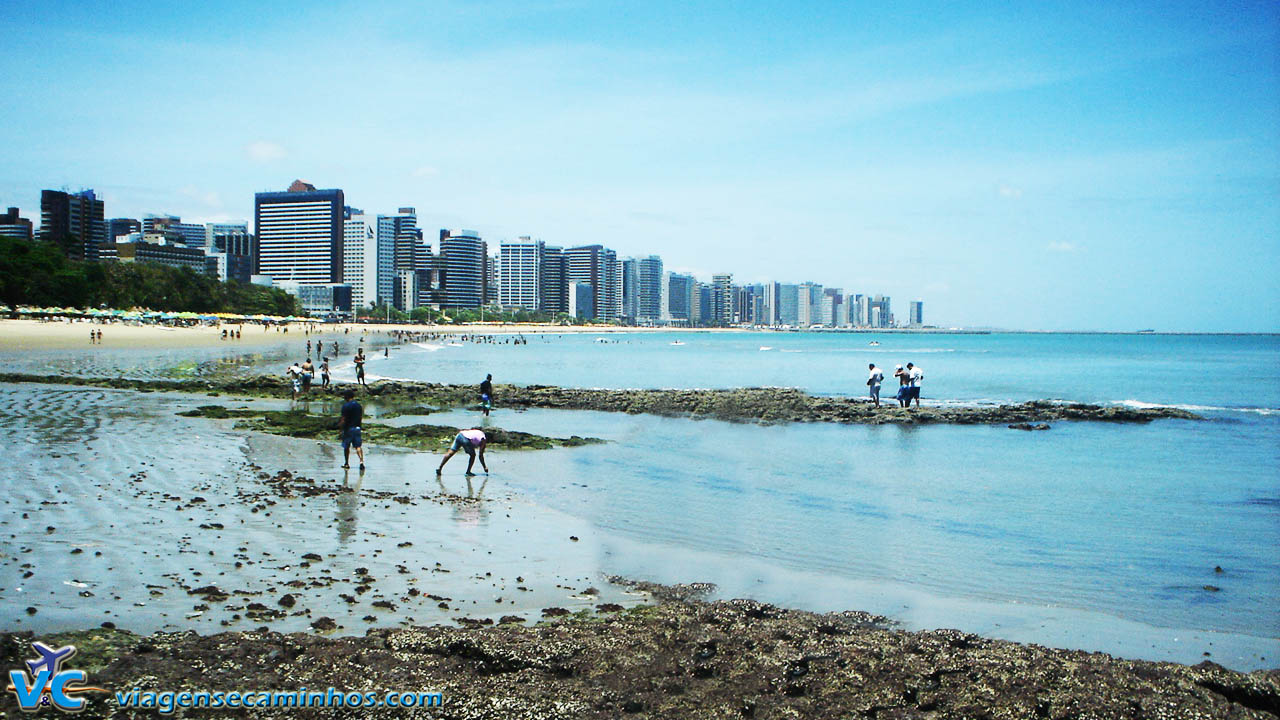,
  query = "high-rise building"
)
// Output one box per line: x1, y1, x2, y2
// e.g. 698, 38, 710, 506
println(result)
777, 283, 800, 326
440, 229, 486, 308
380, 208, 420, 273
568, 281, 594, 319
106, 218, 140, 244
666, 273, 695, 325
564, 245, 619, 321
696, 283, 713, 325
40, 189, 106, 260
0, 207, 34, 240
909, 300, 923, 326
499, 237, 543, 310
621, 258, 639, 321
711, 273, 734, 325
870, 295, 891, 328
636, 256, 664, 324
254, 180, 345, 284
343, 210, 378, 311
207, 225, 257, 284
540, 246, 567, 313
